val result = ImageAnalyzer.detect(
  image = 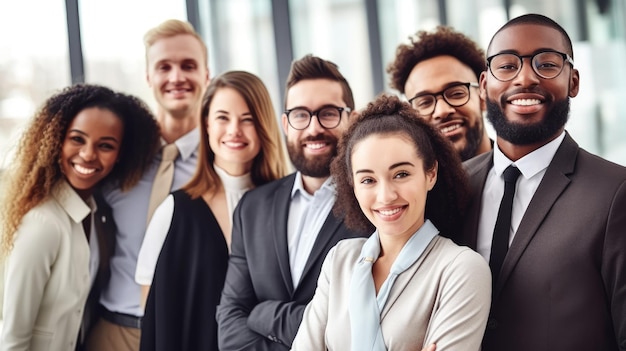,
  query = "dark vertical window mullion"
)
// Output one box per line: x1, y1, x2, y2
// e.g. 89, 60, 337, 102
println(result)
503, 0, 512, 21
271, 0, 294, 108
576, 0, 589, 41
186, 0, 202, 38
65, 0, 84, 84
366, 0, 384, 95
437, 0, 448, 25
